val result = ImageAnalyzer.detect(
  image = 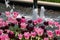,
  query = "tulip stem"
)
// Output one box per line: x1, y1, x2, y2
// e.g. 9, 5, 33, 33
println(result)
38, 36, 40, 40
31, 37, 32, 40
